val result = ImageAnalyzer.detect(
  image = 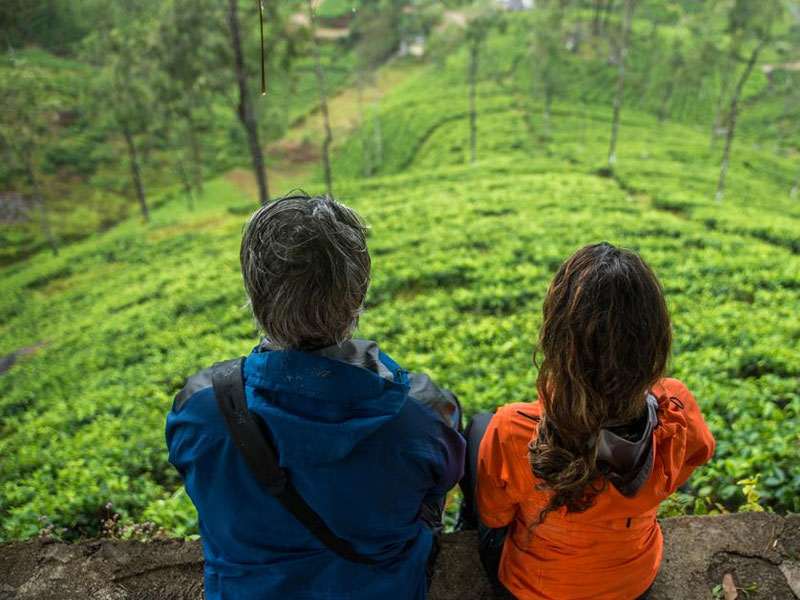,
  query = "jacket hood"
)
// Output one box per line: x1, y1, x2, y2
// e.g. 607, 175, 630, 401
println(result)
242, 339, 409, 466
592, 393, 659, 497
